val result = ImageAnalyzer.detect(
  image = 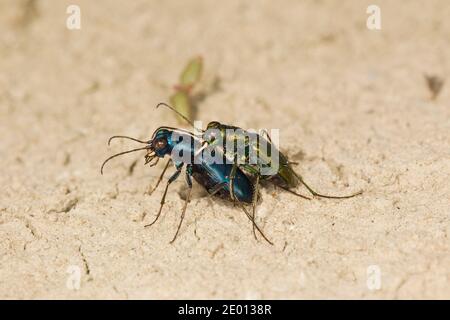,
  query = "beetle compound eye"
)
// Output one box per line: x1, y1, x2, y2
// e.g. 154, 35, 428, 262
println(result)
205, 129, 218, 144
207, 121, 220, 129
155, 139, 167, 149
